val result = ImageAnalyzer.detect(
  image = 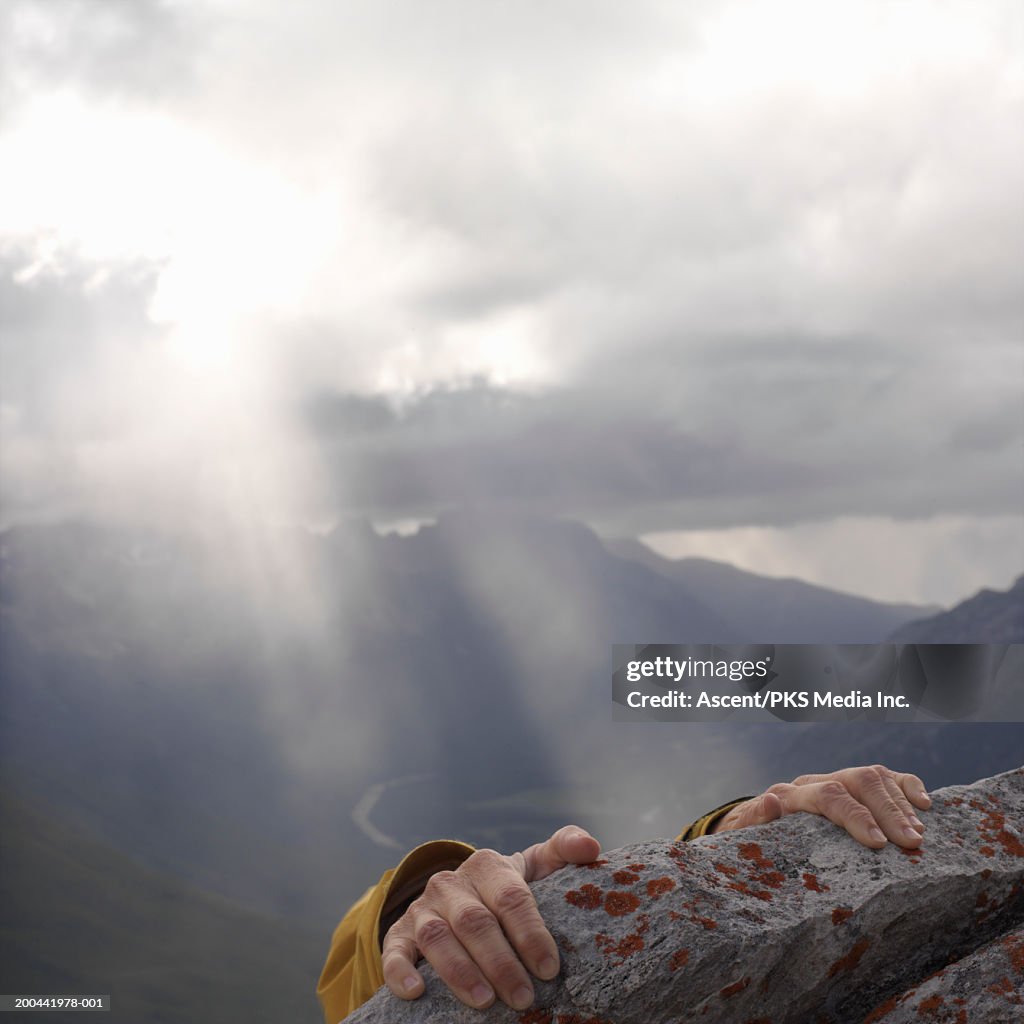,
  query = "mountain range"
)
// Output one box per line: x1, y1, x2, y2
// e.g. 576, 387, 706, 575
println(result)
1, 512, 1021, 1021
